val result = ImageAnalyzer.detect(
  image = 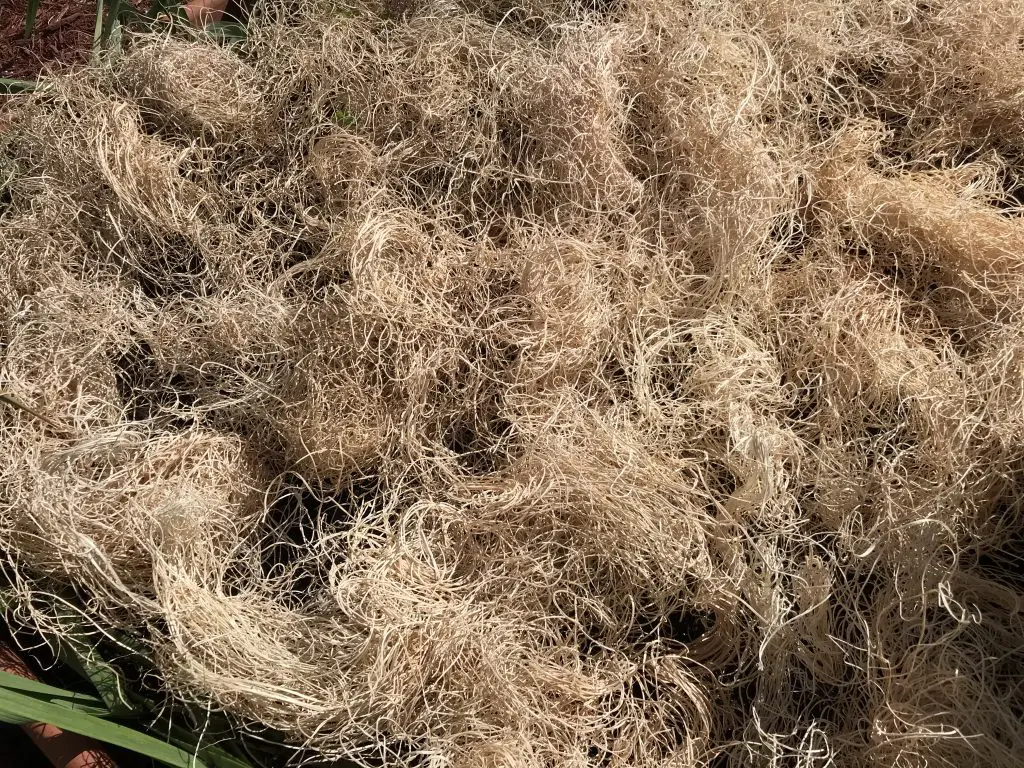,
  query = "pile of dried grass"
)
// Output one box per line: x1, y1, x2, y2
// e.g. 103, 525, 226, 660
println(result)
2, 0, 1023, 765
